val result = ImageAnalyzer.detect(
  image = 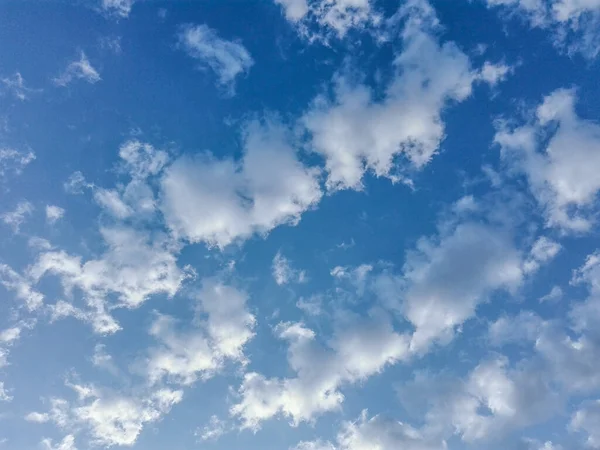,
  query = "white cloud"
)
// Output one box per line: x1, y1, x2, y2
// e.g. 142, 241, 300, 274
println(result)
1, 72, 33, 100
571, 399, 600, 448
398, 356, 560, 443
275, 0, 381, 39
495, 88, 600, 232
400, 222, 523, 353
275, 0, 310, 22
0, 382, 12, 402
46, 205, 65, 224
100, 0, 134, 18
1, 201, 33, 233
0, 263, 44, 310
25, 412, 50, 423
301, 0, 483, 190
293, 410, 444, 450
478, 61, 514, 86
231, 313, 409, 429
0, 148, 35, 177
485, 0, 600, 58
540, 285, 563, 302
145, 280, 255, 386
523, 236, 562, 273
196, 415, 227, 441
177, 24, 253, 94
272, 251, 307, 285
91, 344, 119, 375
29, 226, 192, 334
40, 435, 77, 450
160, 119, 322, 248
54, 52, 101, 87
